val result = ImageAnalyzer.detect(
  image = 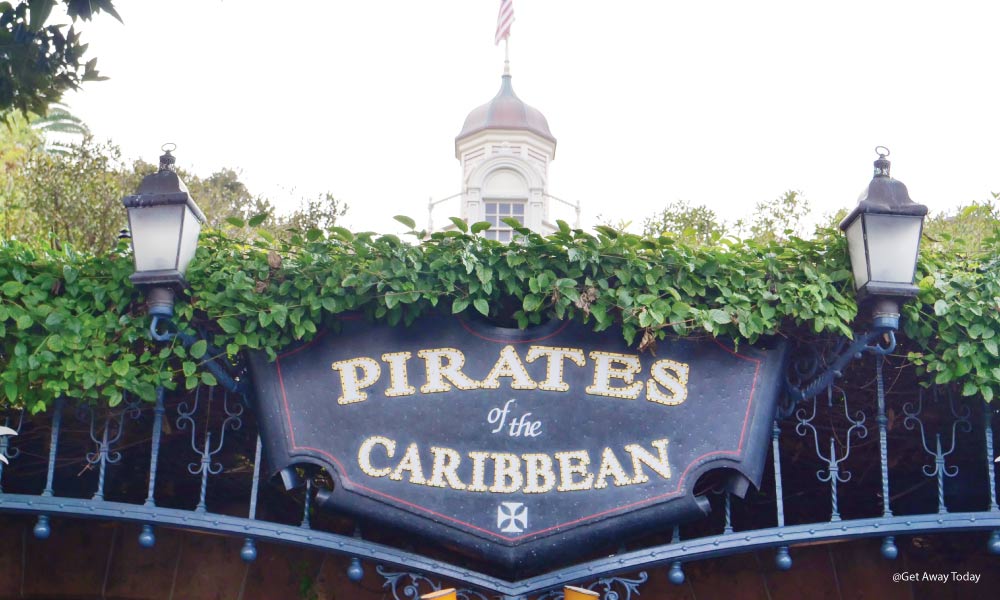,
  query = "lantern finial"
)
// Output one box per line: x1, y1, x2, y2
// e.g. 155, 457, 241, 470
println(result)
874, 146, 890, 178
159, 143, 177, 172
